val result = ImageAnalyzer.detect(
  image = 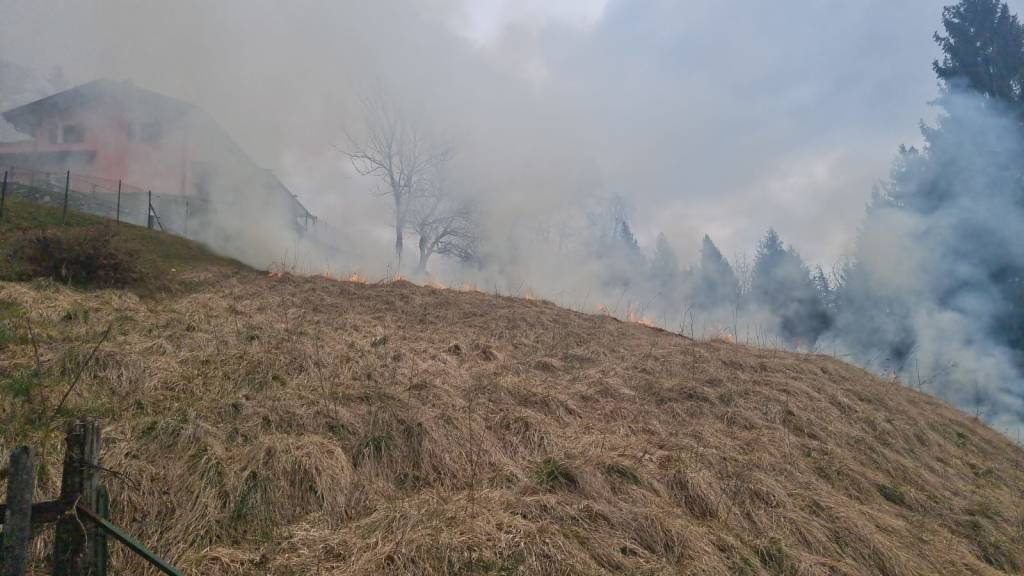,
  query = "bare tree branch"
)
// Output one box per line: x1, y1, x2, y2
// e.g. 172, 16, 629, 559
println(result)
341, 93, 455, 271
